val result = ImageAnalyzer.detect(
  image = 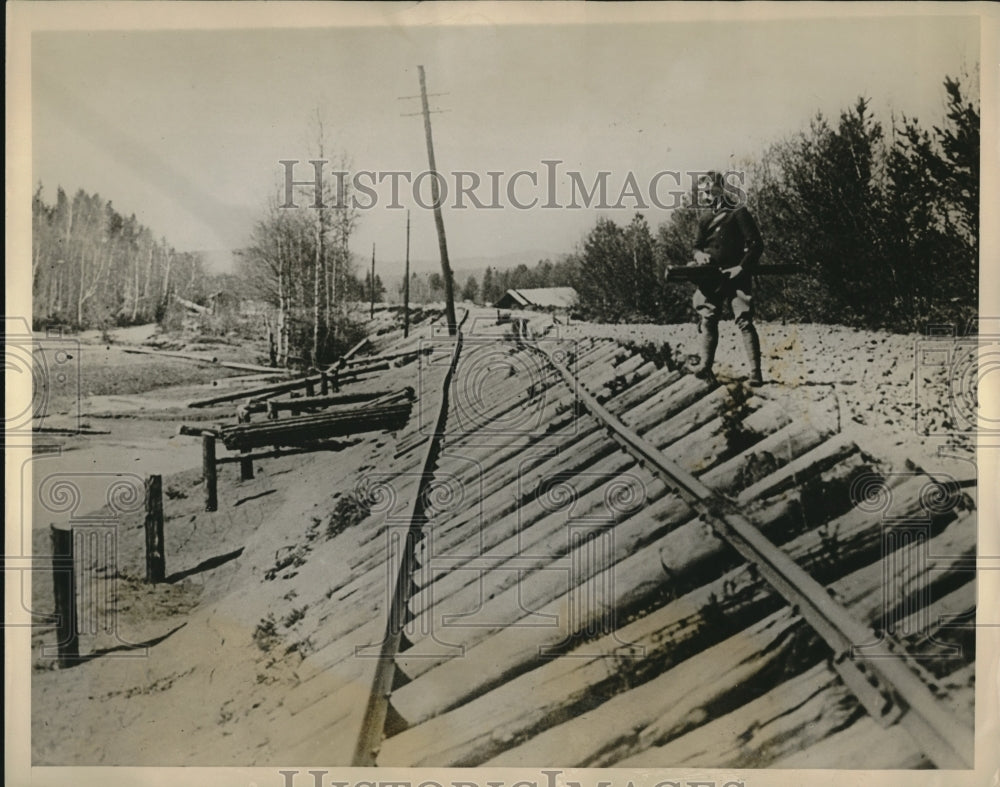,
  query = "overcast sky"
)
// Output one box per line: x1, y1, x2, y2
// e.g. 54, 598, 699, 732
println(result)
31, 14, 979, 272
